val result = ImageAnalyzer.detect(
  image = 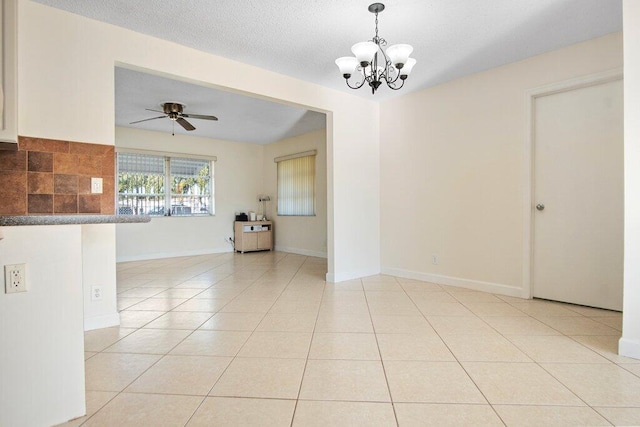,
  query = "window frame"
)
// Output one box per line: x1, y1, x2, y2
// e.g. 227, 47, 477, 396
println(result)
116, 148, 216, 217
